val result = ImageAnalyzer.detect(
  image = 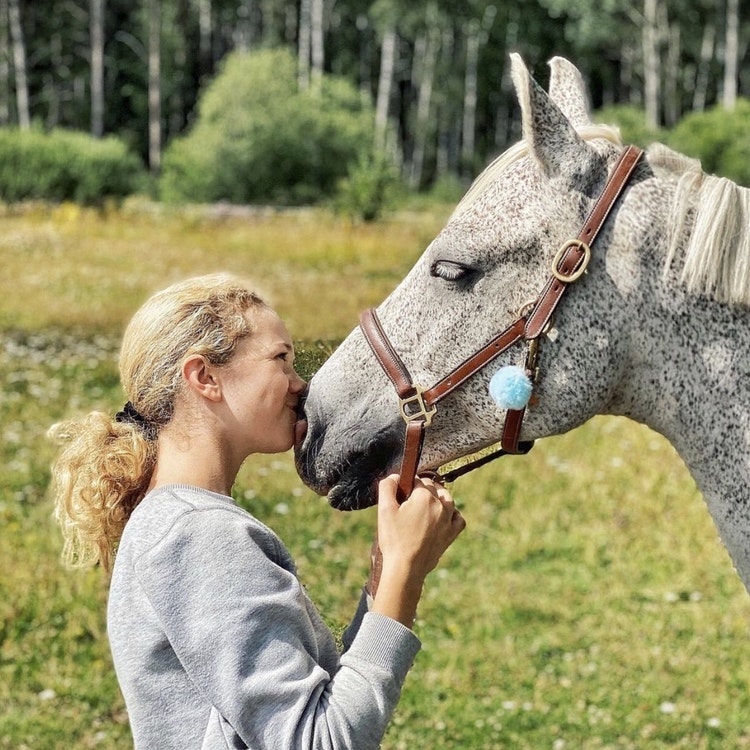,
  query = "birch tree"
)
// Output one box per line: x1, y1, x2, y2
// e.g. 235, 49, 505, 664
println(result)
642, 0, 660, 128
408, 22, 440, 188
723, 0, 739, 109
90, 0, 105, 137
310, 0, 324, 89
7, 0, 28, 129
198, 0, 212, 81
148, 0, 162, 172
374, 25, 395, 151
461, 4, 494, 178
0, 0, 7, 124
